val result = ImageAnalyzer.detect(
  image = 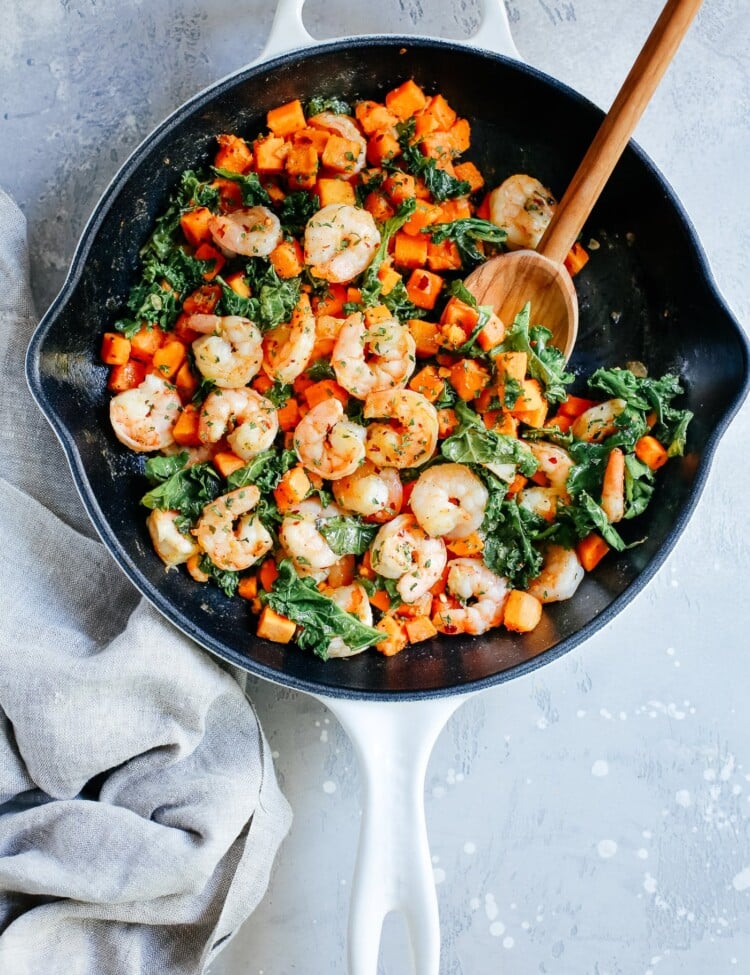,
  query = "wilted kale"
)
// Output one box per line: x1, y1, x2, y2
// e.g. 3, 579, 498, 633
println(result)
279, 191, 320, 236
211, 167, 272, 207
198, 556, 240, 598
427, 218, 507, 267
318, 517, 379, 556
587, 367, 692, 456
497, 304, 573, 404
441, 401, 538, 475
141, 453, 221, 529
227, 447, 298, 496
306, 96, 352, 117
480, 486, 548, 589
263, 560, 382, 659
